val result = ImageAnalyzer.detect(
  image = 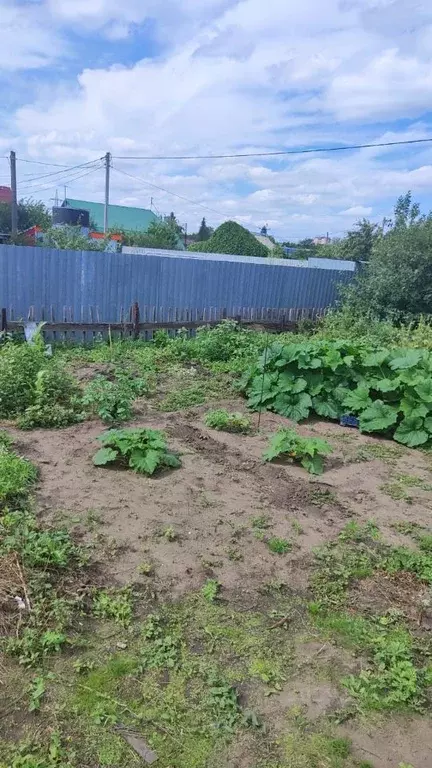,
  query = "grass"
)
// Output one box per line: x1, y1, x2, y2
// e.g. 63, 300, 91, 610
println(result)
267, 537, 292, 554
356, 442, 405, 463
